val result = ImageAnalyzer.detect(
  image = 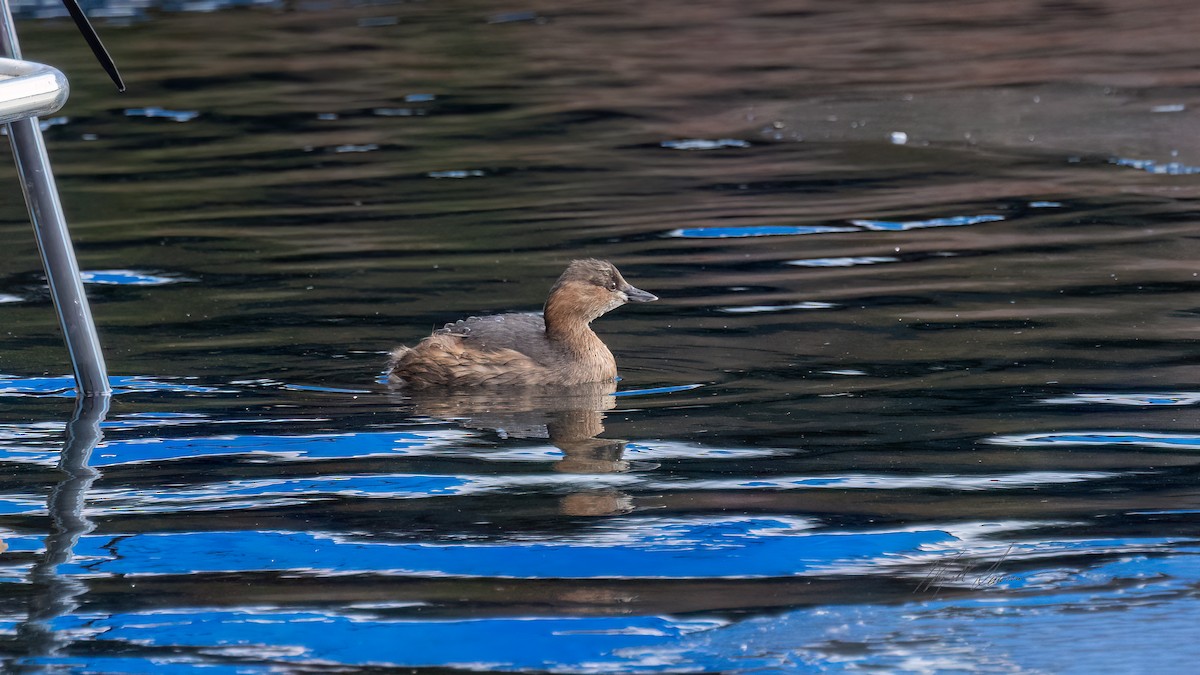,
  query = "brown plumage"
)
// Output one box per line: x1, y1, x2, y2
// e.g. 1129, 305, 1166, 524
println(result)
388, 259, 657, 387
